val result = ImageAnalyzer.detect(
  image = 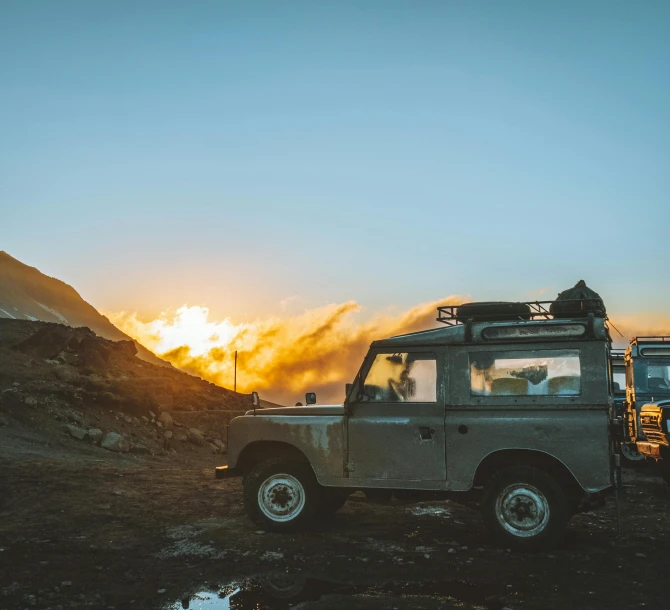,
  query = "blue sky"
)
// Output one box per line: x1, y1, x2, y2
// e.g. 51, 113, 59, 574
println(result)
1, 0, 668, 322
